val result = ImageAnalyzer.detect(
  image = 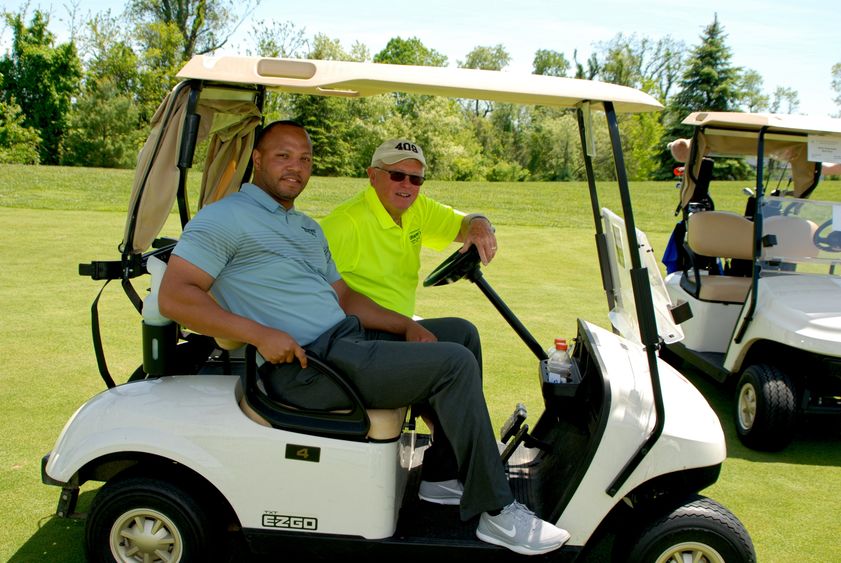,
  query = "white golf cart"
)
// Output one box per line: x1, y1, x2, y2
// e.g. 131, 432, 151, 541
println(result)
42, 56, 755, 562
653, 112, 841, 451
